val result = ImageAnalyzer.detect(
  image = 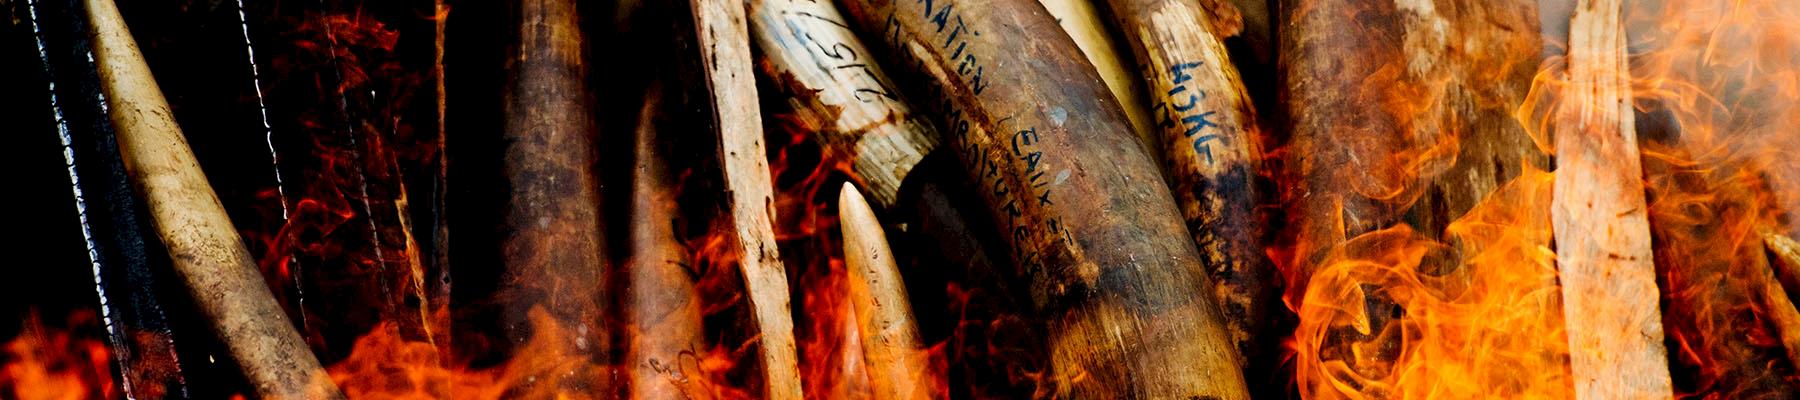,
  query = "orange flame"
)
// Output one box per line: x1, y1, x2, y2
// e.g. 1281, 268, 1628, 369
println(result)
327, 308, 728, 400
307, 93, 901, 400
316, 166, 760, 400
1626, 0, 1800, 396
1291, 167, 1572, 399
1289, 0, 1800, 398
0, 312, 117, 400
316, 216, 762, 399
1278, 2, 1561, 398
767, 104, 955, 399
765, 111, 876, 399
